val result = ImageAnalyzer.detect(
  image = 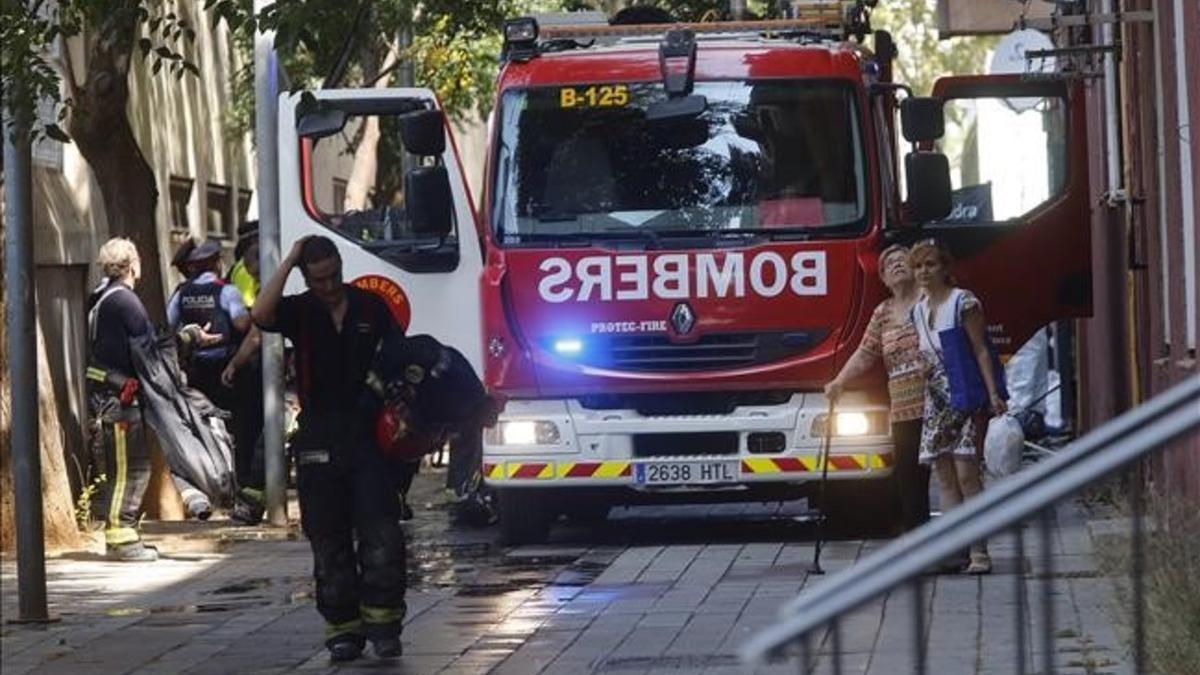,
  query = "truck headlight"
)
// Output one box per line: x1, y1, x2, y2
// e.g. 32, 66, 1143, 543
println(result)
810, 412, 887, 438
490, 420, 561, 445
